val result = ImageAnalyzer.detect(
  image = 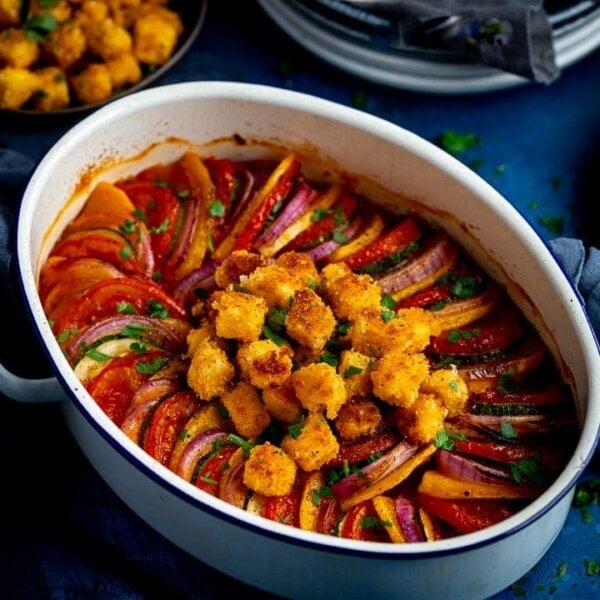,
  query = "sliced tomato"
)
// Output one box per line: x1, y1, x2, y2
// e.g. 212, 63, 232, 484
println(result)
118, 181, 182, 265
285, 192, 358, 251
194, 445, 239, 495
143, 390, 199, 466
50, 228, 144, 274
316, 496, 343, 536
327, 431, 399, 467
262, 477, 304, 527
39, 257, 124, 300
343, 216, 422, 272
429, 307, 524, 355
338, 499, 390, 541
86, 349, 170, 426
54, 275, 187, 336
397, 285, 452, 309
203, 157, 239, 248
417, 493, 515, 535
